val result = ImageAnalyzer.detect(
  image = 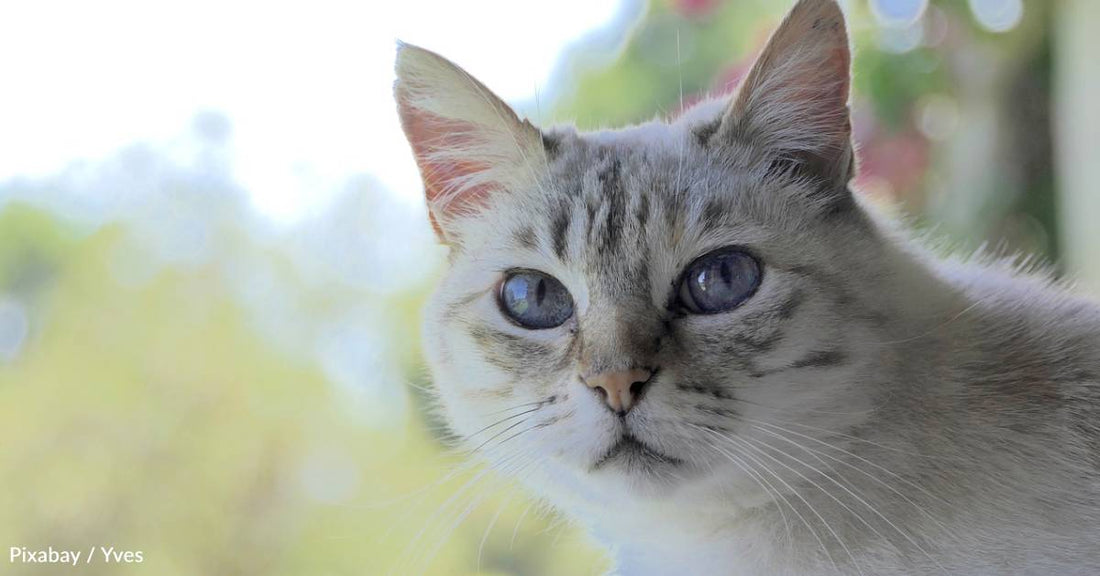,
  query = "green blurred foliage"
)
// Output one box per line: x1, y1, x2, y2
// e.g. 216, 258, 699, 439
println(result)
0, 204, 606, 575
